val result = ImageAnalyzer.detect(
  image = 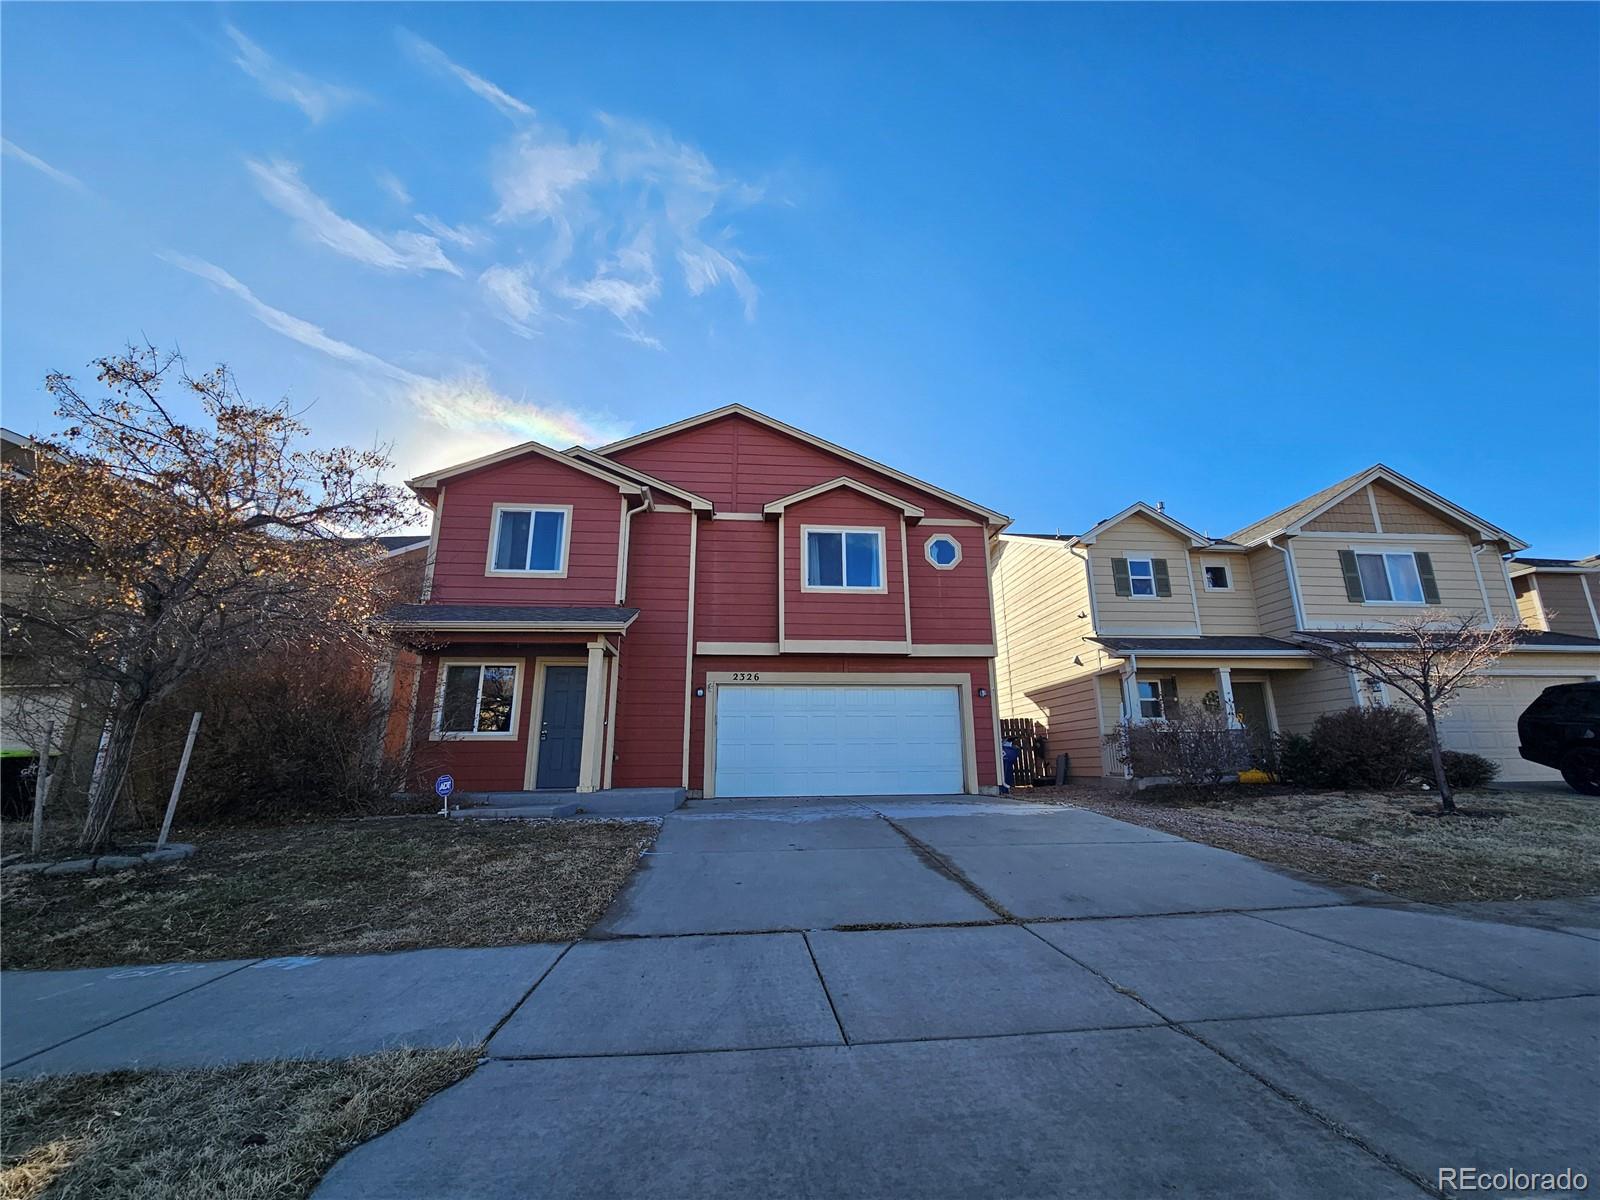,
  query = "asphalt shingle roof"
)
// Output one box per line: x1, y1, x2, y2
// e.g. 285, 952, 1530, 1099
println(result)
1090, 635, 1309, 654
378, 604, 639, 627
1297, 629, 1600, 649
